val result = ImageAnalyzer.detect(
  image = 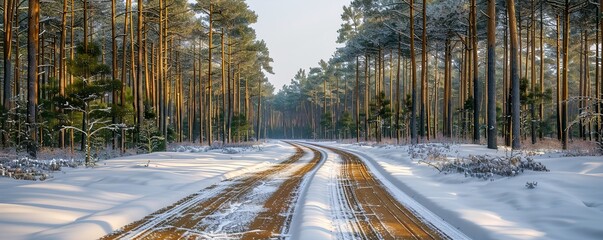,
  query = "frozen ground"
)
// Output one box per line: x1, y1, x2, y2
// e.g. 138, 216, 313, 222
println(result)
315, 142, 603, 240
0, 141, 296, 240
1, 140, 601, 240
